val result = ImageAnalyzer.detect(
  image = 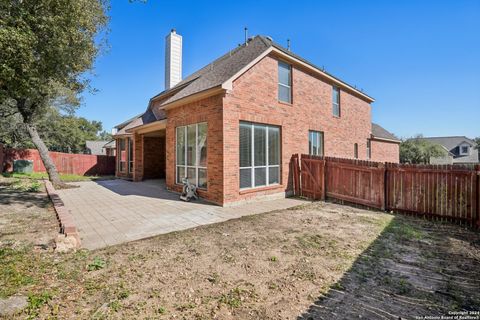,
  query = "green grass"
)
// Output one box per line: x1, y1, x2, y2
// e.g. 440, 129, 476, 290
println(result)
3, 172, 114, 182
